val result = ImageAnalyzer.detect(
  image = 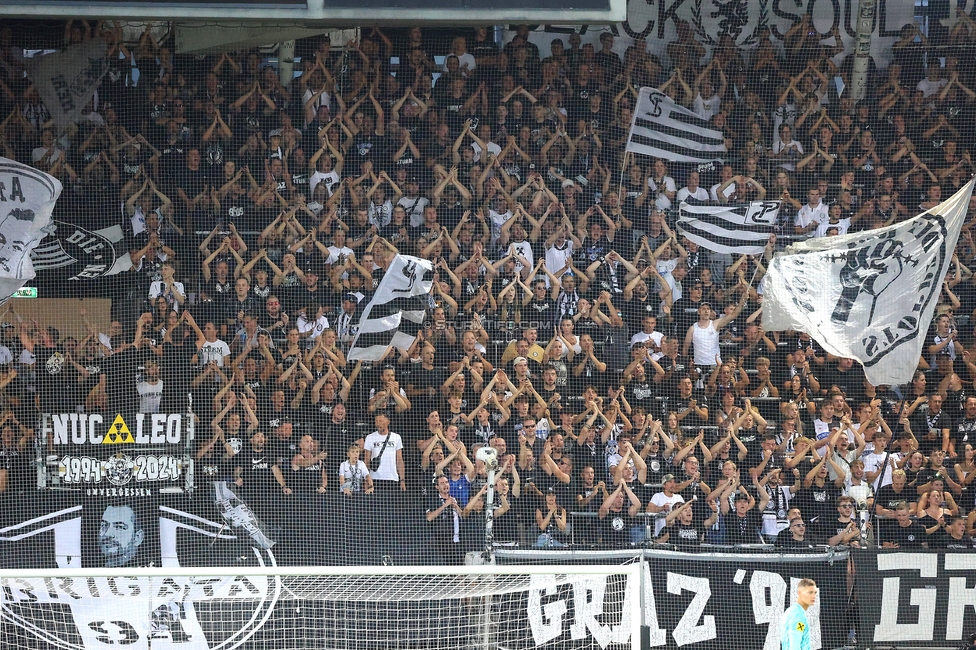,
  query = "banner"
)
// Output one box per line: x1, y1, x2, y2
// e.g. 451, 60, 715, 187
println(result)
508, 0, 916, 70
24, 40, 110, 129
677, 200, 778, 254
500, 548, 849, 650
627, 88, 726, 164
38, 412, 193, 495
853, 551, 976, 647
0, 159, 61, 305
348, 254, 433, 361
30, 221, 133, 281
763, 178, 975, 386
